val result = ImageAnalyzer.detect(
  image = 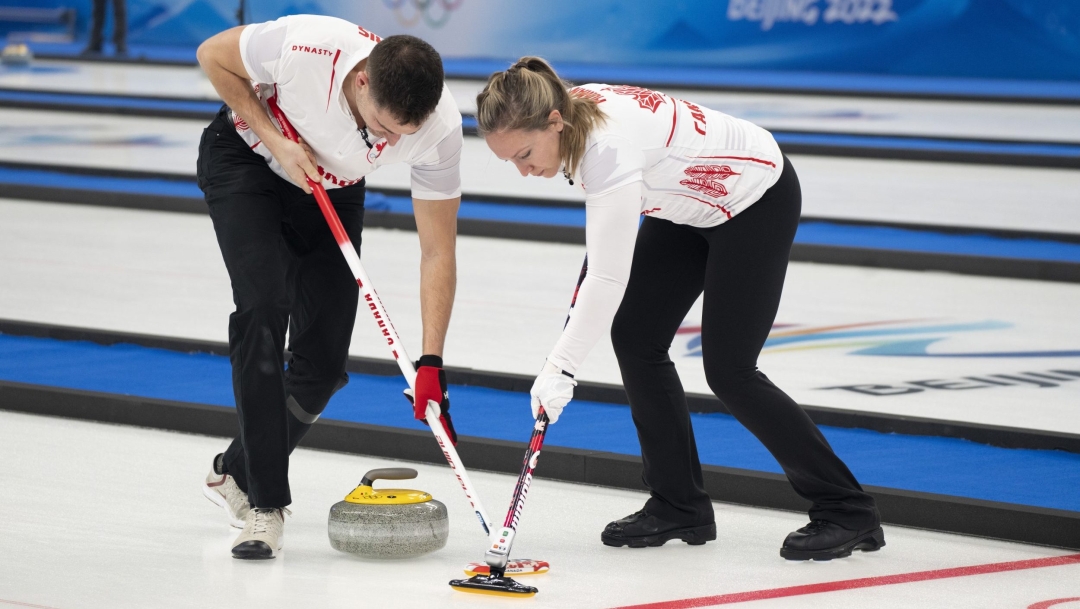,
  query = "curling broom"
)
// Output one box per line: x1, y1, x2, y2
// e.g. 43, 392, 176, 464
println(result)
450, 409, 551, 597
265, 96, 548, 576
